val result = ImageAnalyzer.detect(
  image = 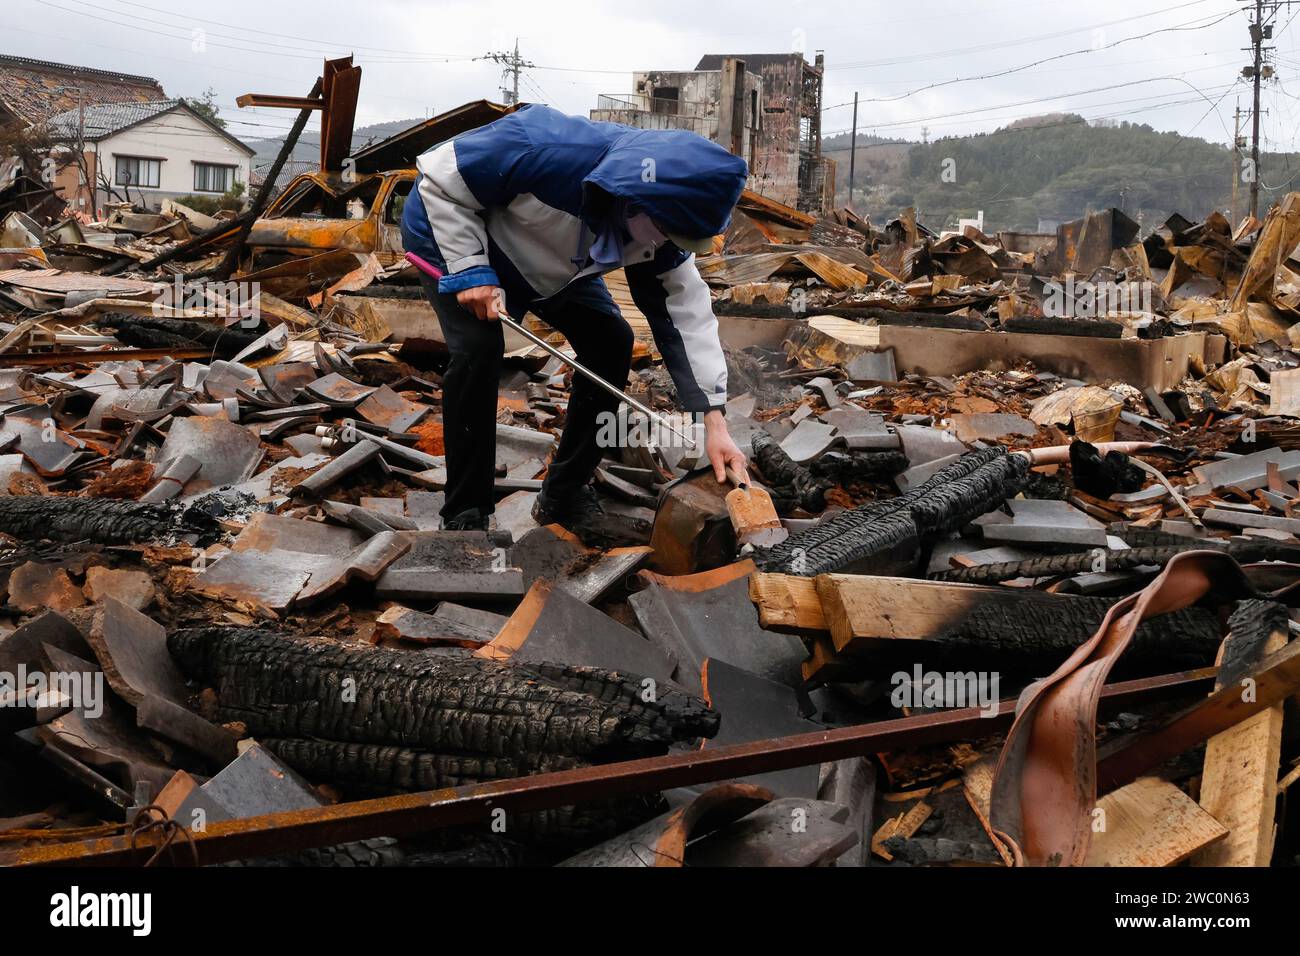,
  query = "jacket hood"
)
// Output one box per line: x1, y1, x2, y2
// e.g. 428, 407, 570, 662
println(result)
582, 128, 748, 240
